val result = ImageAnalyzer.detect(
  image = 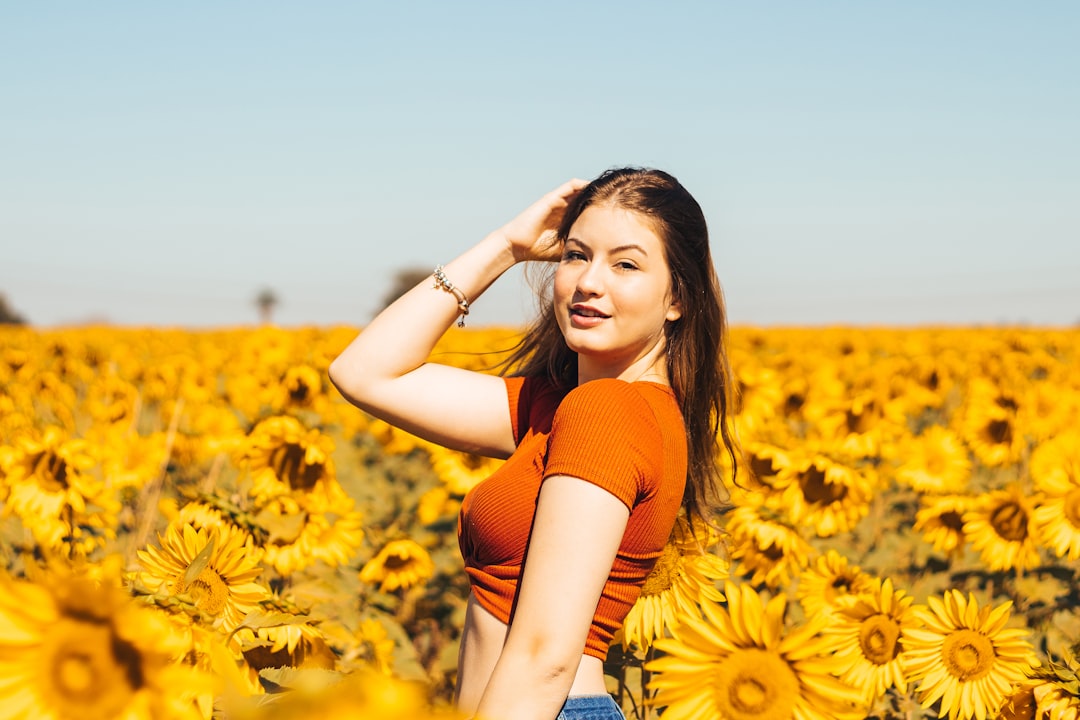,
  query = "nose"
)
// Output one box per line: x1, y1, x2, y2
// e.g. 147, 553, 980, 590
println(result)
575, 261, 604, 297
